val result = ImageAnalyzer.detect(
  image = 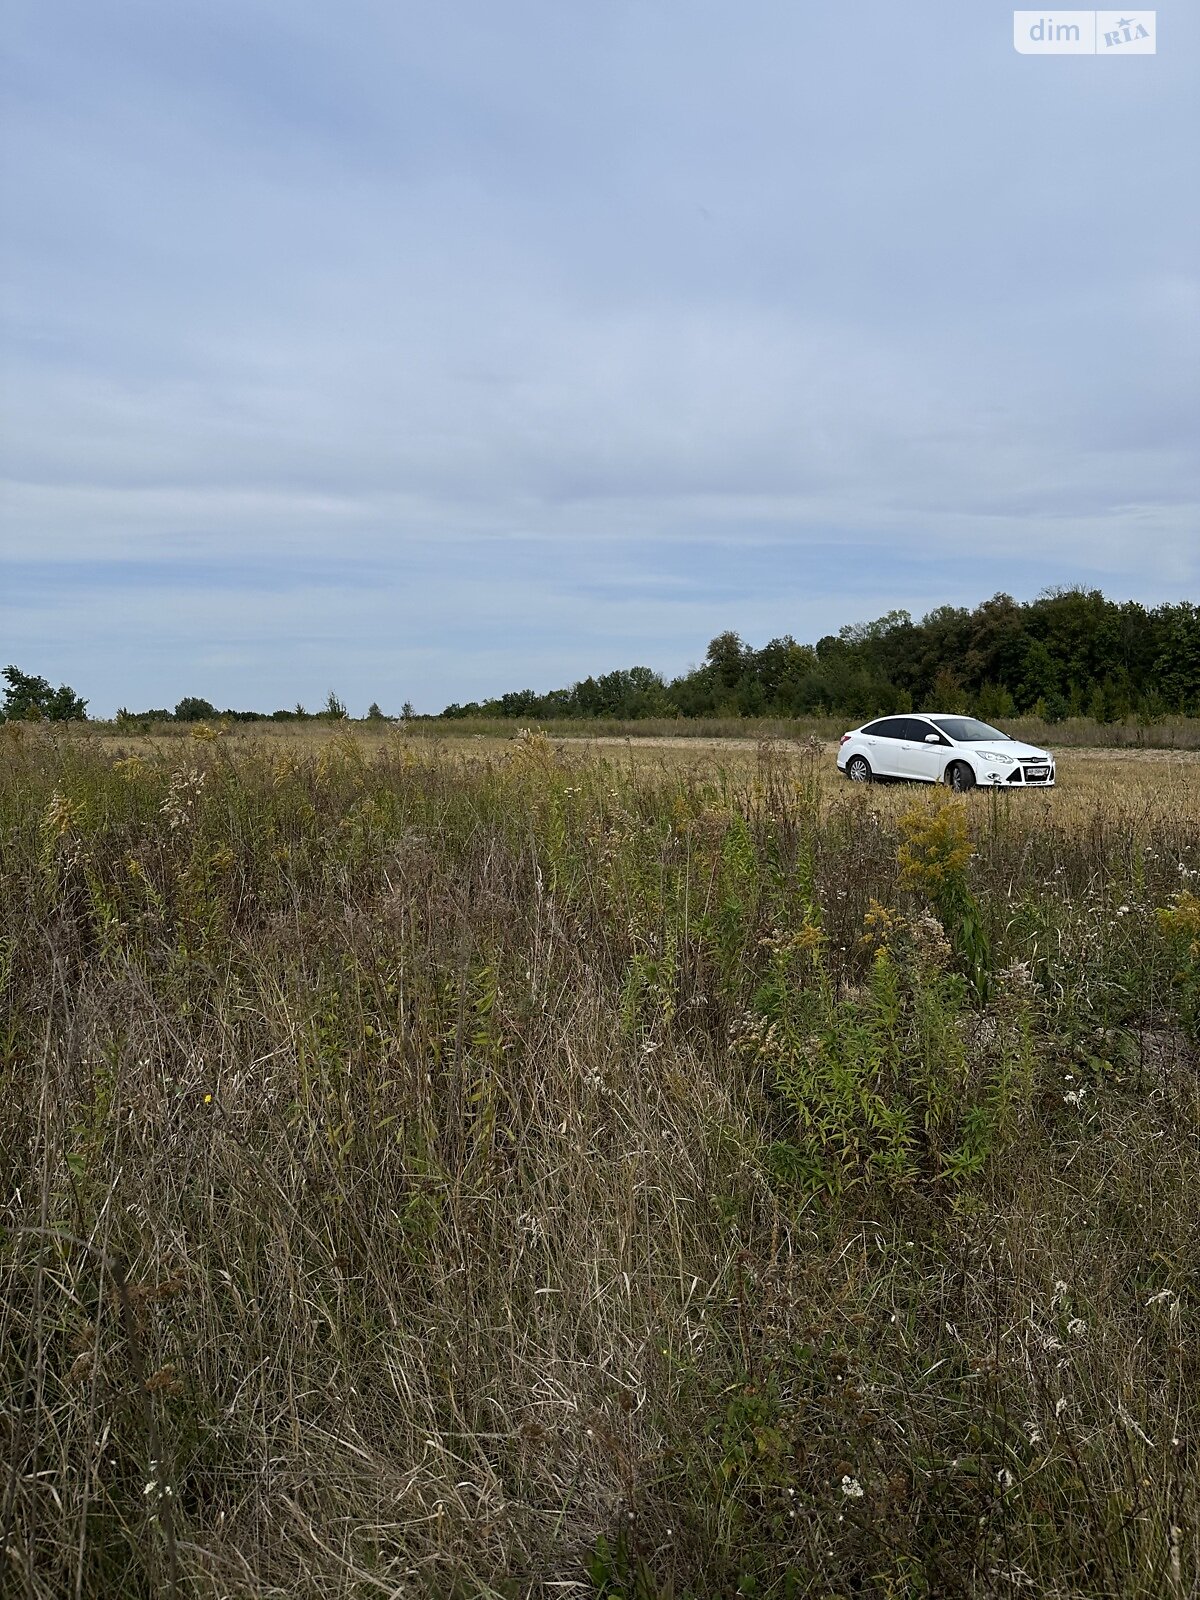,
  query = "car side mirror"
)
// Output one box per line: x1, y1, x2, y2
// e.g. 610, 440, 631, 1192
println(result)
924, 733, 940, 743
